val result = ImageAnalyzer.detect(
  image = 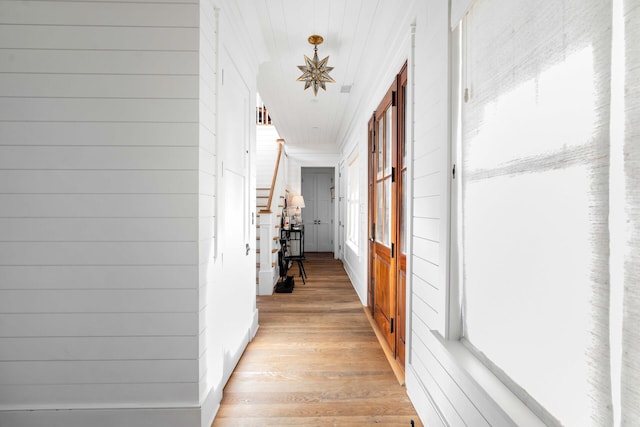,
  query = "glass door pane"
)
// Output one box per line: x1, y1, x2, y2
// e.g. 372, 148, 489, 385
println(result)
377, 119, 384, 179
384, 178, 391, 246
385, 107, 392, 176
376, 181, 384, 243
